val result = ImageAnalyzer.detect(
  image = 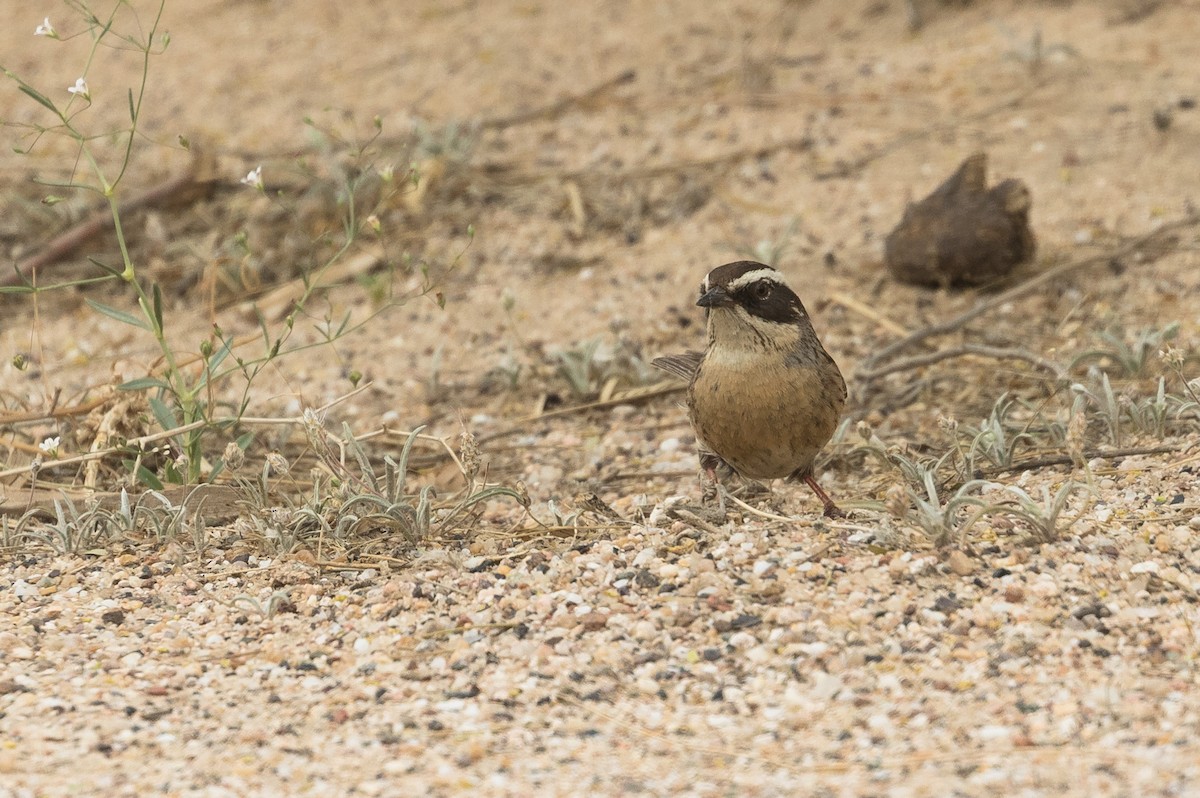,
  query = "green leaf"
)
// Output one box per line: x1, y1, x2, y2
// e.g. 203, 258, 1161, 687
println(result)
208, 336, 233, 372
127, 88, 136, 123
118, 376, 169, 391
18, 84, 57, 114
135, 464, 164, 491
87, 257, 124, 278
86, 298, 150, 330
149, 396, 180, 433
152, 283, 164, 332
